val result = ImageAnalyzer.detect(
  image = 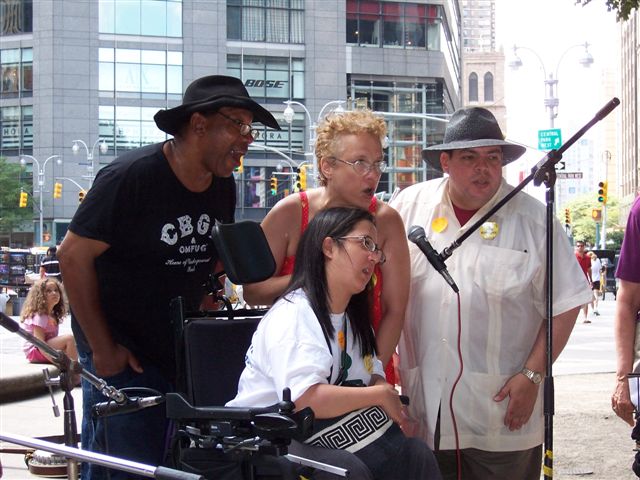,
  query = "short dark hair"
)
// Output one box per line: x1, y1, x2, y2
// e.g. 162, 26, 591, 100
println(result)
47, 246, 57, 256
284, 207, 378, 357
